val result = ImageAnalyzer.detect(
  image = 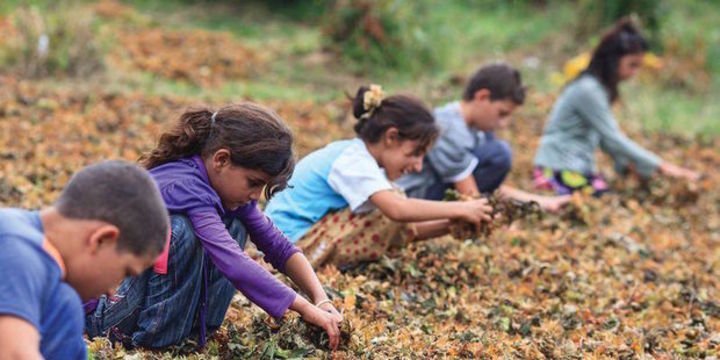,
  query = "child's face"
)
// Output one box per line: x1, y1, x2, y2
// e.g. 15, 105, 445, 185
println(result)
380, 136, 426, 181
618, 53, 644, 81
207, 150, 271, 210
66, 228, 157, 300
469, 95, 517, 132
